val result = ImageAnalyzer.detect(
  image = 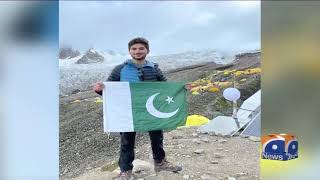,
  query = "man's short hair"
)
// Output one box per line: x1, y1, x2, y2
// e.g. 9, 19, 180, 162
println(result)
128, 37, 149, 51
